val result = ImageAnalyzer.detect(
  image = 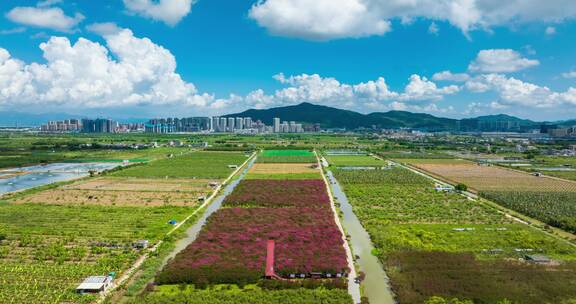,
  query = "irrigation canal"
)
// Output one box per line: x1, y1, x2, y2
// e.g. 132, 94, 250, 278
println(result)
326, 170, 396, 304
